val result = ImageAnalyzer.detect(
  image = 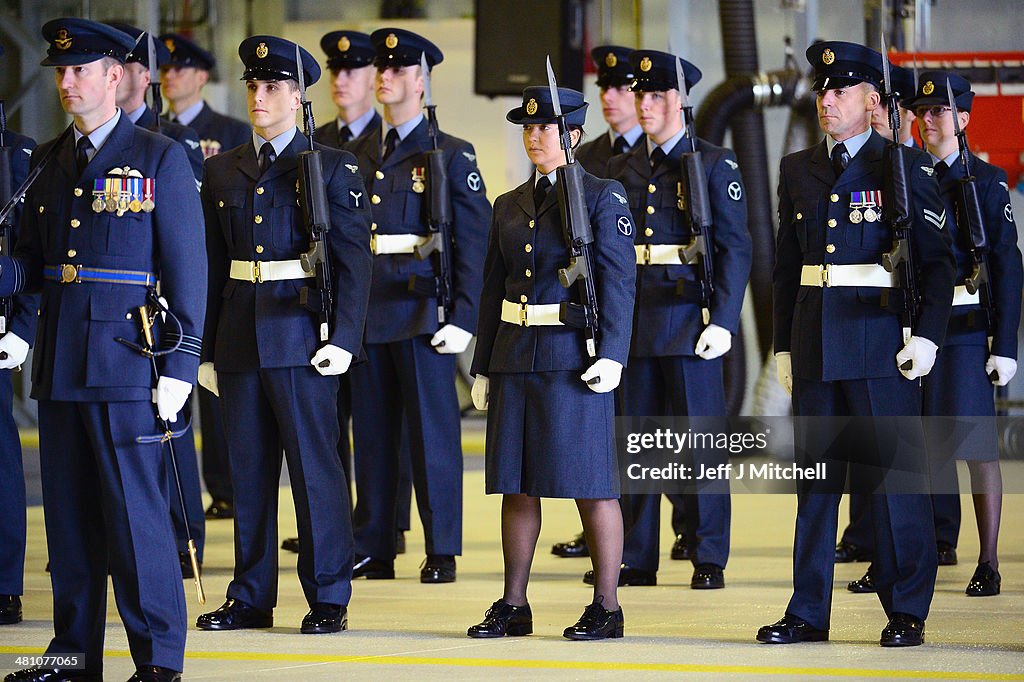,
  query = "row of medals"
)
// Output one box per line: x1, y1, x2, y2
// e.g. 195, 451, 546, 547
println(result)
92, 190, 154, 216
850, 206, 879, 224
